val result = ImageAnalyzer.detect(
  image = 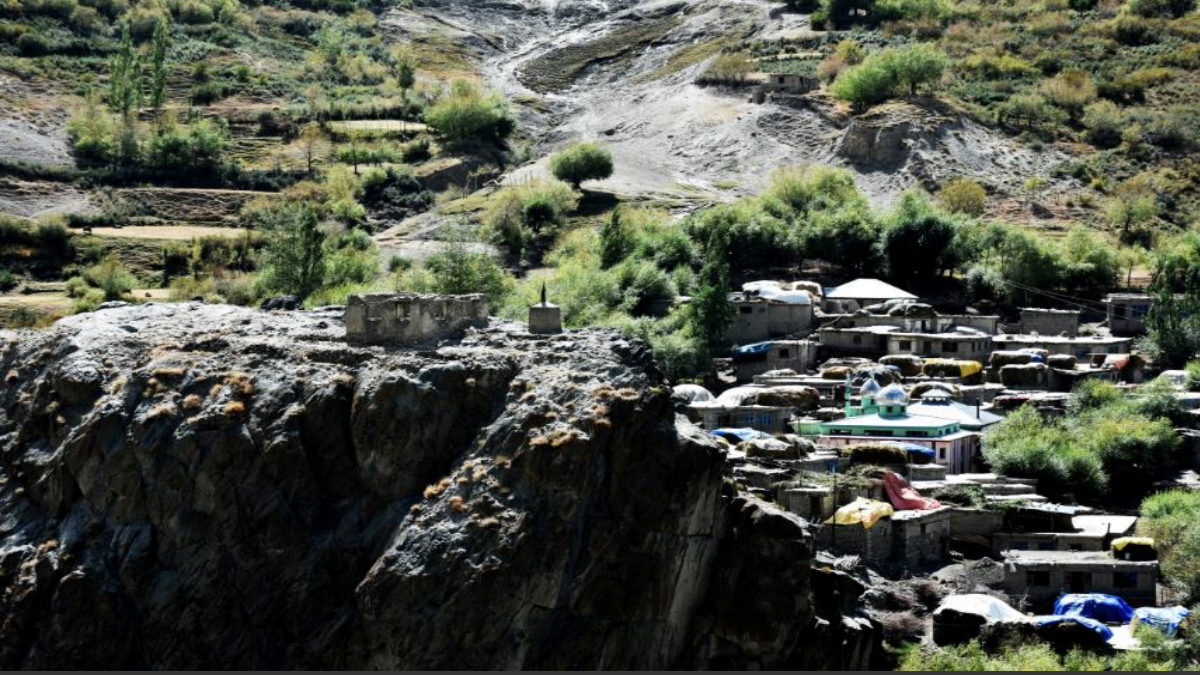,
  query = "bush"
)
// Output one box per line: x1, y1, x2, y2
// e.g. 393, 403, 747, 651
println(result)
832, 58, 897, 112
1186, 360, 1200, 392
1082, 100, 1126, 148
1140, 490, 1200, 603
880, 191, 961, 289
253, 200, 326, 300
697, 52, 755, 85
1039, 70, 1098, 120
937, 178, 986, 216
424, 79, 515, 145
549, 142, 614, 189
420, 243, 511, 305
34, 221, 73, 259
984, 406, 1108, 502
482, 180, 579, 254
84, 256, 137, 301
1128, 0, 1196, 18
0, 267, 17, 292
831, 43, 946, 111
